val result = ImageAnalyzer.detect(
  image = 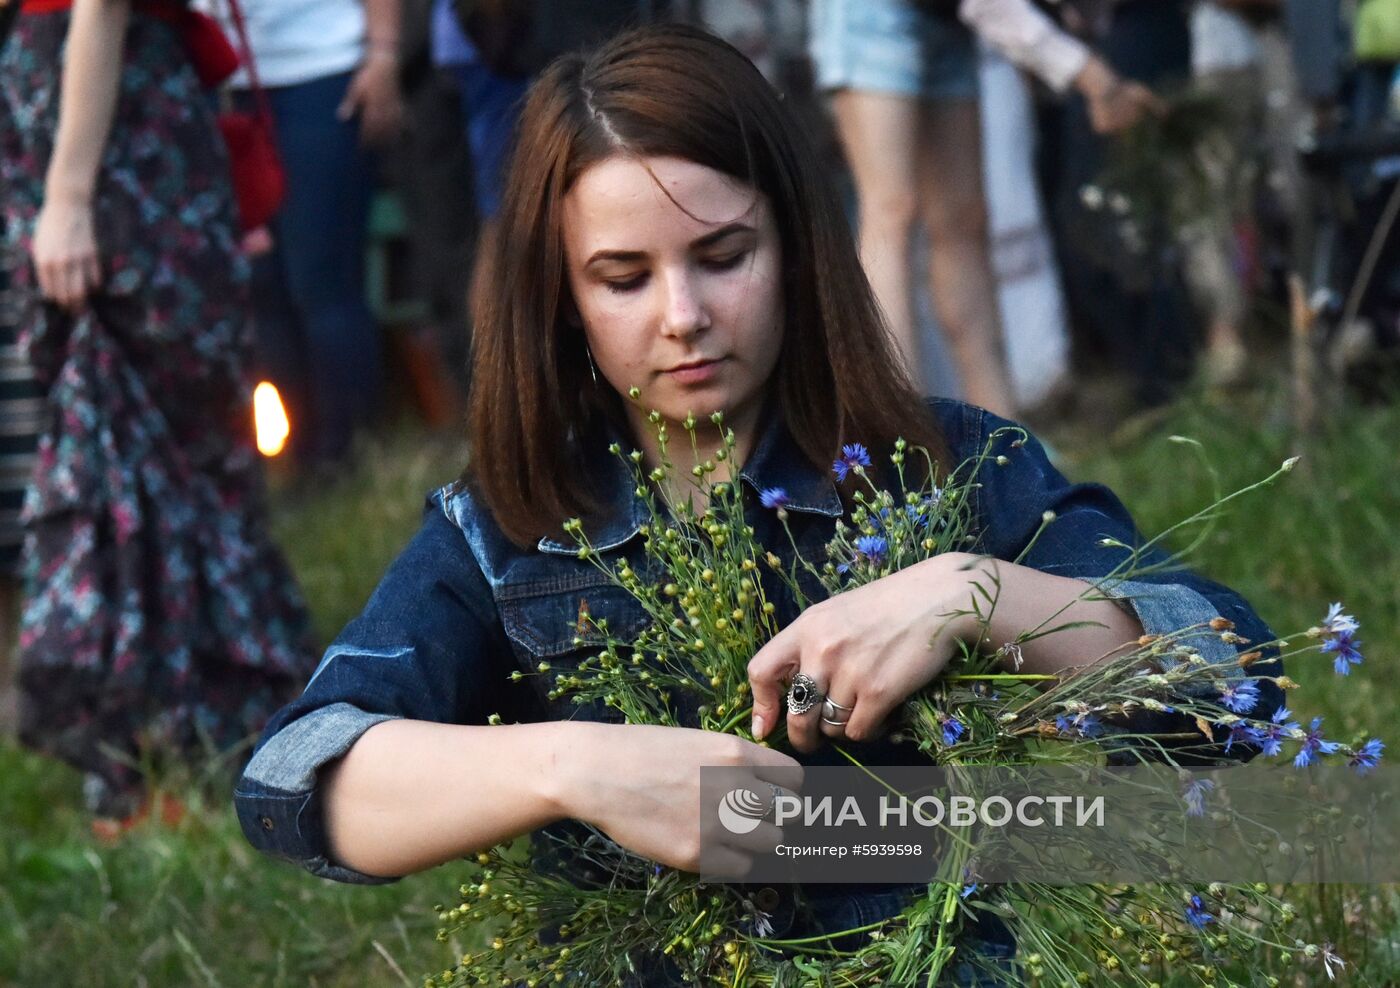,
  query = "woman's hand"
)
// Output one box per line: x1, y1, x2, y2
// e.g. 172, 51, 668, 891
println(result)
1074, 56, 1164, 135
560, 723, 803, 877
747, 552, 981, 753
31, 195, 103, 312
337, 52, 405, 147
